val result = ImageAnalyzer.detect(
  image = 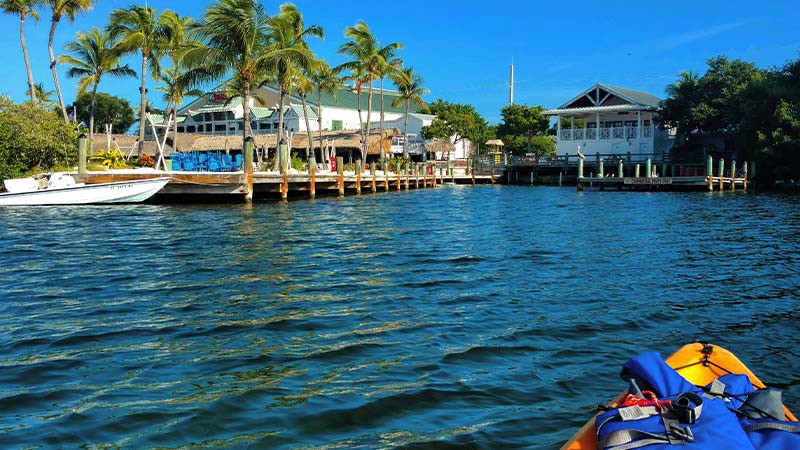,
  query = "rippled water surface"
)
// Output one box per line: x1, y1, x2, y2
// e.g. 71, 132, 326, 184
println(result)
2, 186, 799, 449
